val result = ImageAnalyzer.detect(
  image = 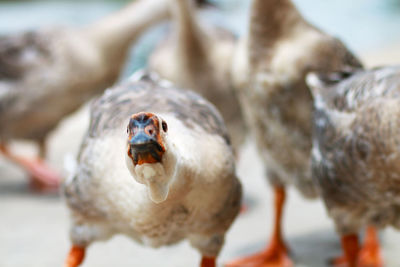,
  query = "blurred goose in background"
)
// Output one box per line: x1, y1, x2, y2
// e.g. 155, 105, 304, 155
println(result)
227, 0, 363, 266
149, 0, 246, 150
307, 66, 400, 267
0, 0, 170, 190
63, 71, 242, 267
